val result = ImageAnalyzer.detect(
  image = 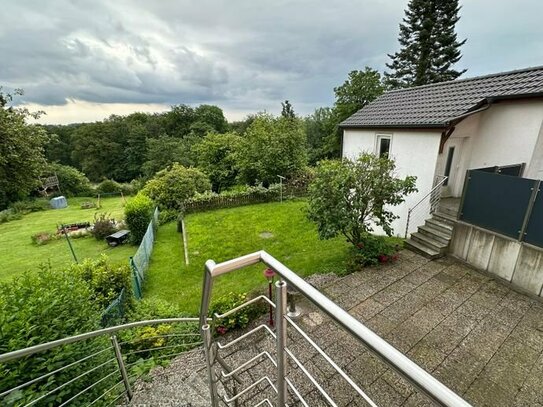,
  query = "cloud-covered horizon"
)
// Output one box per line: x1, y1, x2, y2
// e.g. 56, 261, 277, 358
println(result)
1, 0, 542, 124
